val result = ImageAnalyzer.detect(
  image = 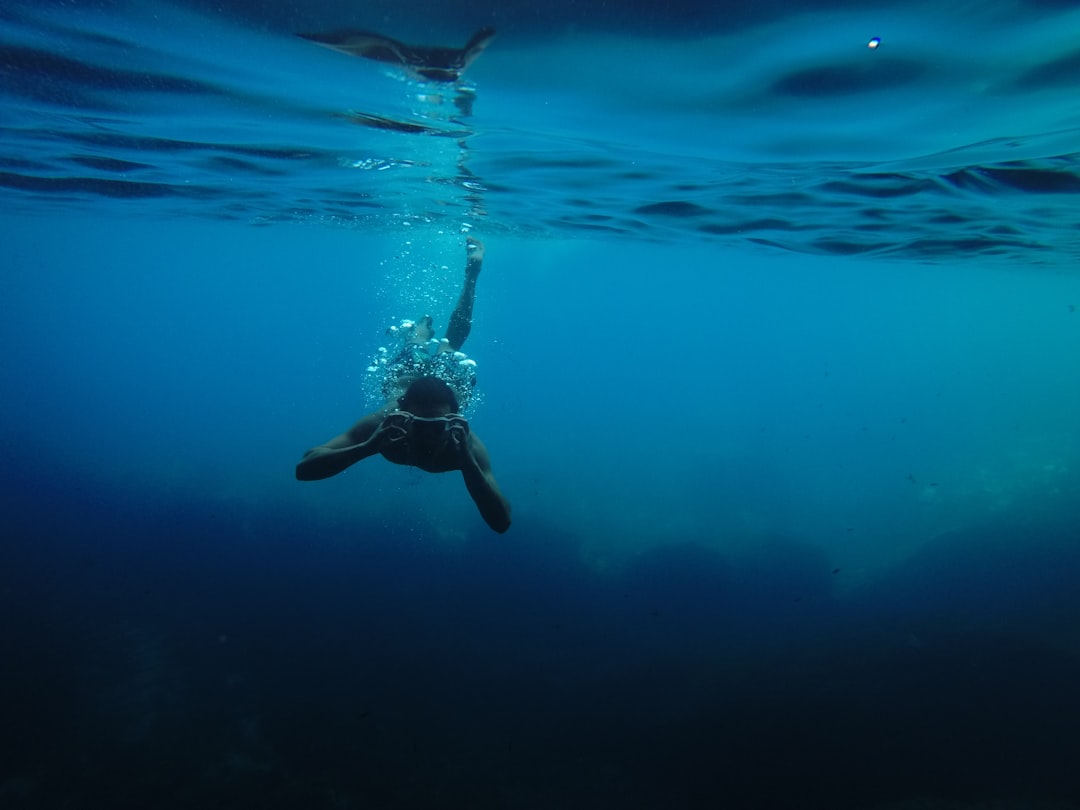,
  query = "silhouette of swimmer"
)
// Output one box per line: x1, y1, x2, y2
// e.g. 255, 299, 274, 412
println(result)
298, 27, 496, 82
296, 239, 511, 534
